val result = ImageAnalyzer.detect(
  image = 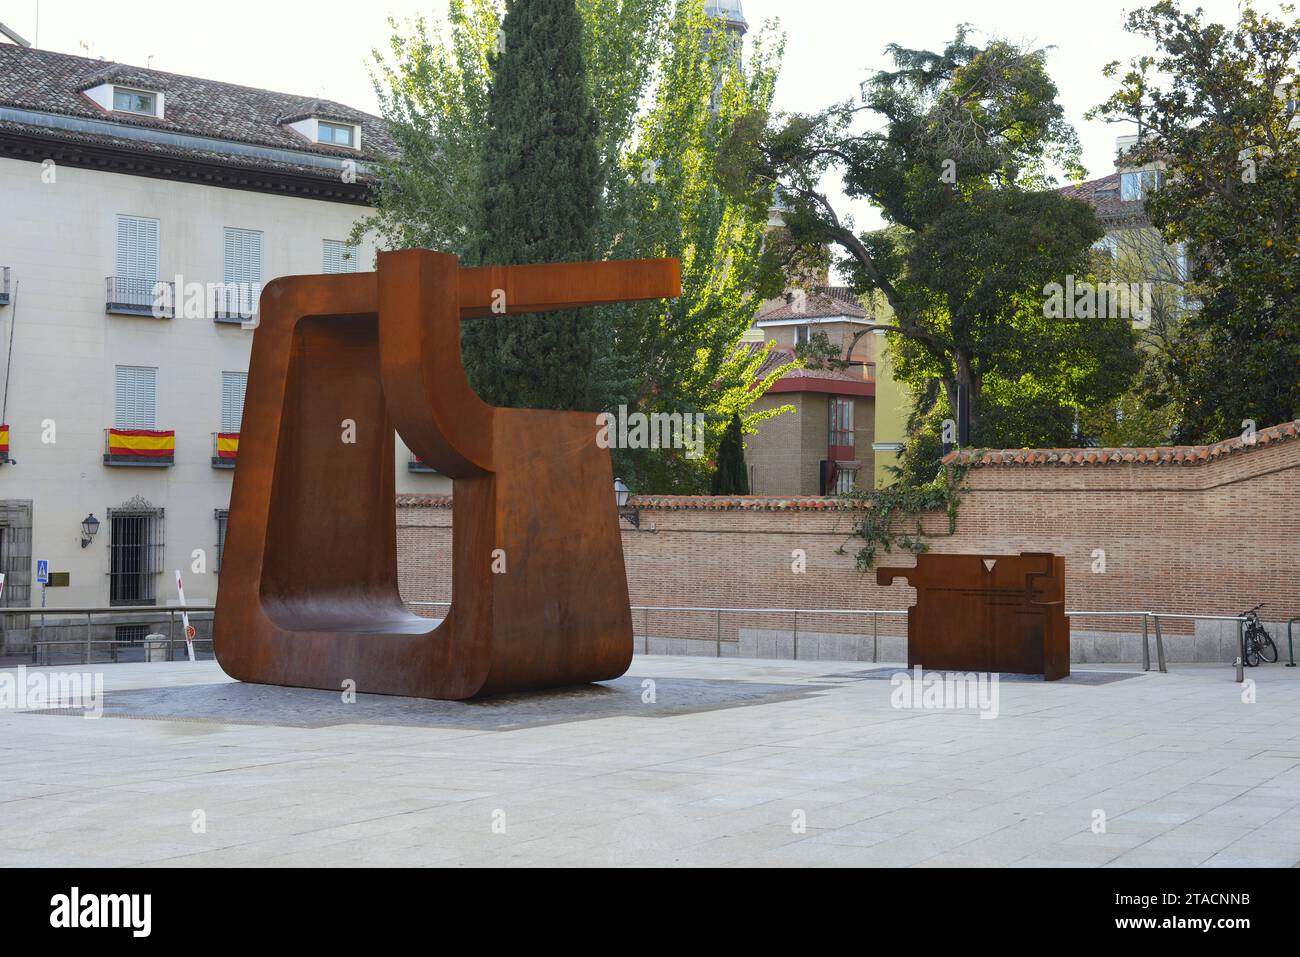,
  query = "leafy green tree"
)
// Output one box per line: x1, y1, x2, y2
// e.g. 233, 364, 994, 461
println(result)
720, 26, 1139, 455
710, 412, 750, 494
794, 329, 850, 370
359, 0, 789, 491
1091, 1, 1300, 440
